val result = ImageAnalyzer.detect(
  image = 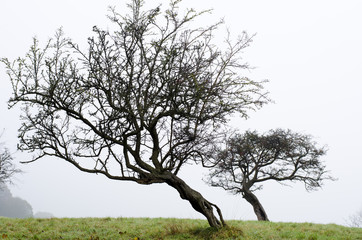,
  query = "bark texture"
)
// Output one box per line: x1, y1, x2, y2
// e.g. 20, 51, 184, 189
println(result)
164, 172, 225, 228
